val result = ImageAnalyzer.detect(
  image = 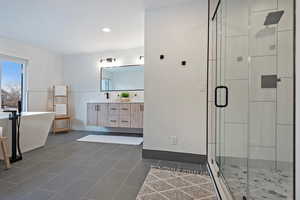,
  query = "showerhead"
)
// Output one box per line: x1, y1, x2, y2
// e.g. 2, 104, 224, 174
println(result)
264, 10, 284, 26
